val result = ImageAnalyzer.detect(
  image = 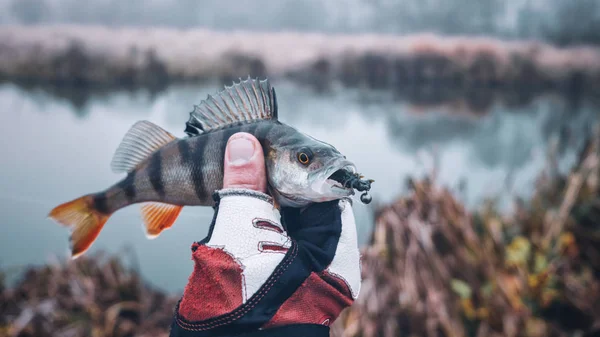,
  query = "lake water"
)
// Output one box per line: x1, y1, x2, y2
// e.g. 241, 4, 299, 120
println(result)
0, 80, 597, 293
